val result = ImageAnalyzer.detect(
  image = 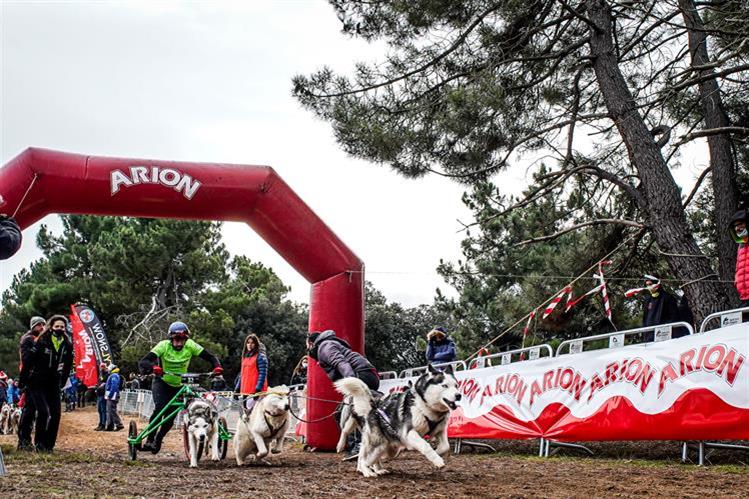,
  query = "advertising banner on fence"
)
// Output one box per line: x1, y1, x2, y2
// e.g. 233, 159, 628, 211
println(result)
70, 304, 113, 386
380, 323, 749, 442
